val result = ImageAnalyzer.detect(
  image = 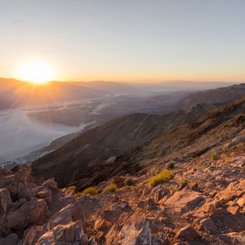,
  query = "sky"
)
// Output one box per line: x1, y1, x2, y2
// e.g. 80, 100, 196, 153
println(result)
0, 0, 245, 82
